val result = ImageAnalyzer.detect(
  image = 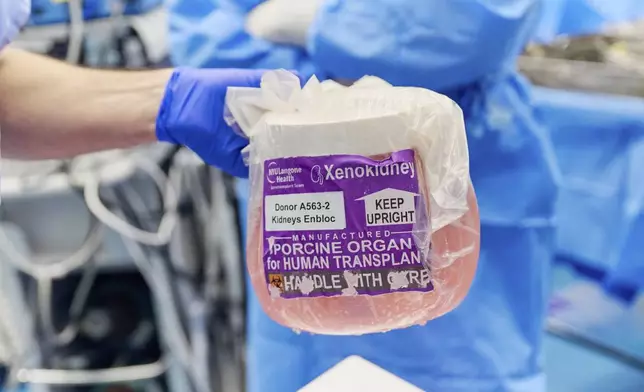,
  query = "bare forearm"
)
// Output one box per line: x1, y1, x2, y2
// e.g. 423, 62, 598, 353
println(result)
0, 48, 172, 159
